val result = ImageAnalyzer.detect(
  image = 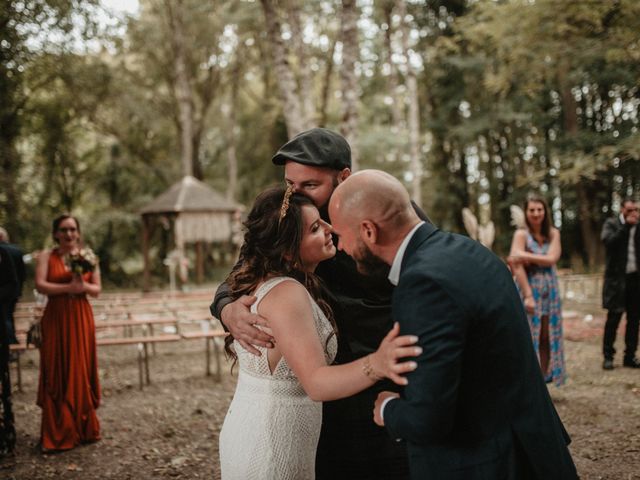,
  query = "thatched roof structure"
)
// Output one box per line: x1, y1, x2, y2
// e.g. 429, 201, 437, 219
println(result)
139, 176, 244, 290
140, 175, 239, 214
